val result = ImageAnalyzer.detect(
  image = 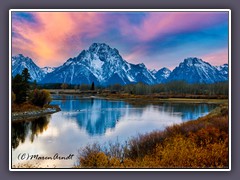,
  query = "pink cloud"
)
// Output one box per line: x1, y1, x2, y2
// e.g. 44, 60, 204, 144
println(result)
122, 45, 150, 64
12, 12, 107, 67
119, 12, 227, 42
202, 48, 228, 65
